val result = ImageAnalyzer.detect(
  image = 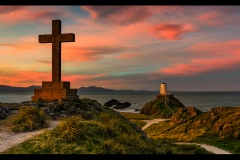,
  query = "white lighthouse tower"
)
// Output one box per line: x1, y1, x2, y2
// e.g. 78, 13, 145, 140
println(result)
160, 83, 167, 96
